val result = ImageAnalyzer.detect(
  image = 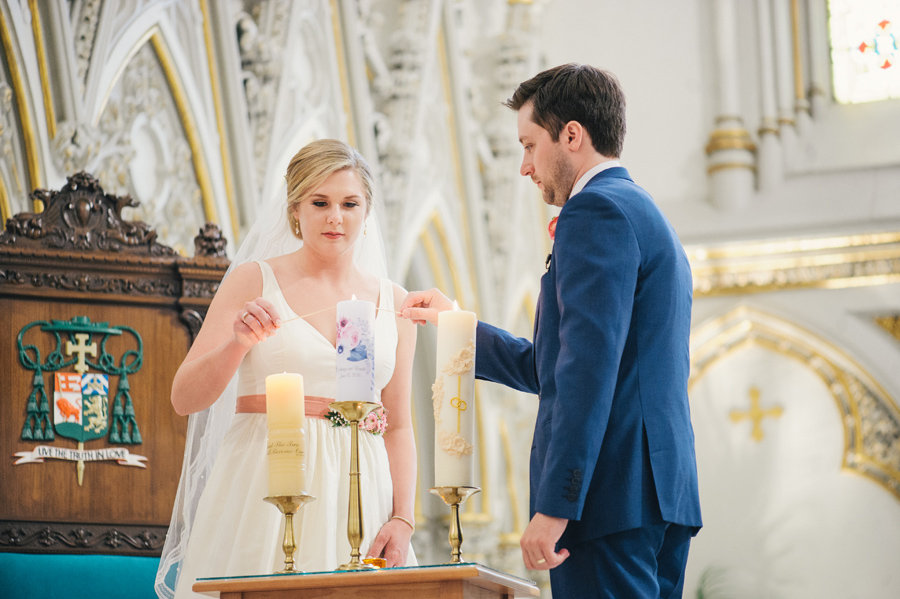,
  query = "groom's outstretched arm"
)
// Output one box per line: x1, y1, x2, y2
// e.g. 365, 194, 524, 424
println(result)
400, 289, 539, 395
474, 321, 539, 395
